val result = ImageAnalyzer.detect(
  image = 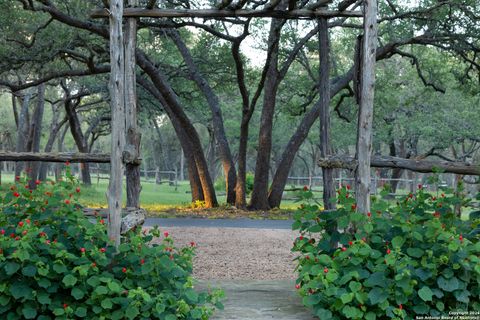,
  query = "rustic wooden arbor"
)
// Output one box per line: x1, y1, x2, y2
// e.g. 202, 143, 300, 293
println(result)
93, 0, 373, 246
